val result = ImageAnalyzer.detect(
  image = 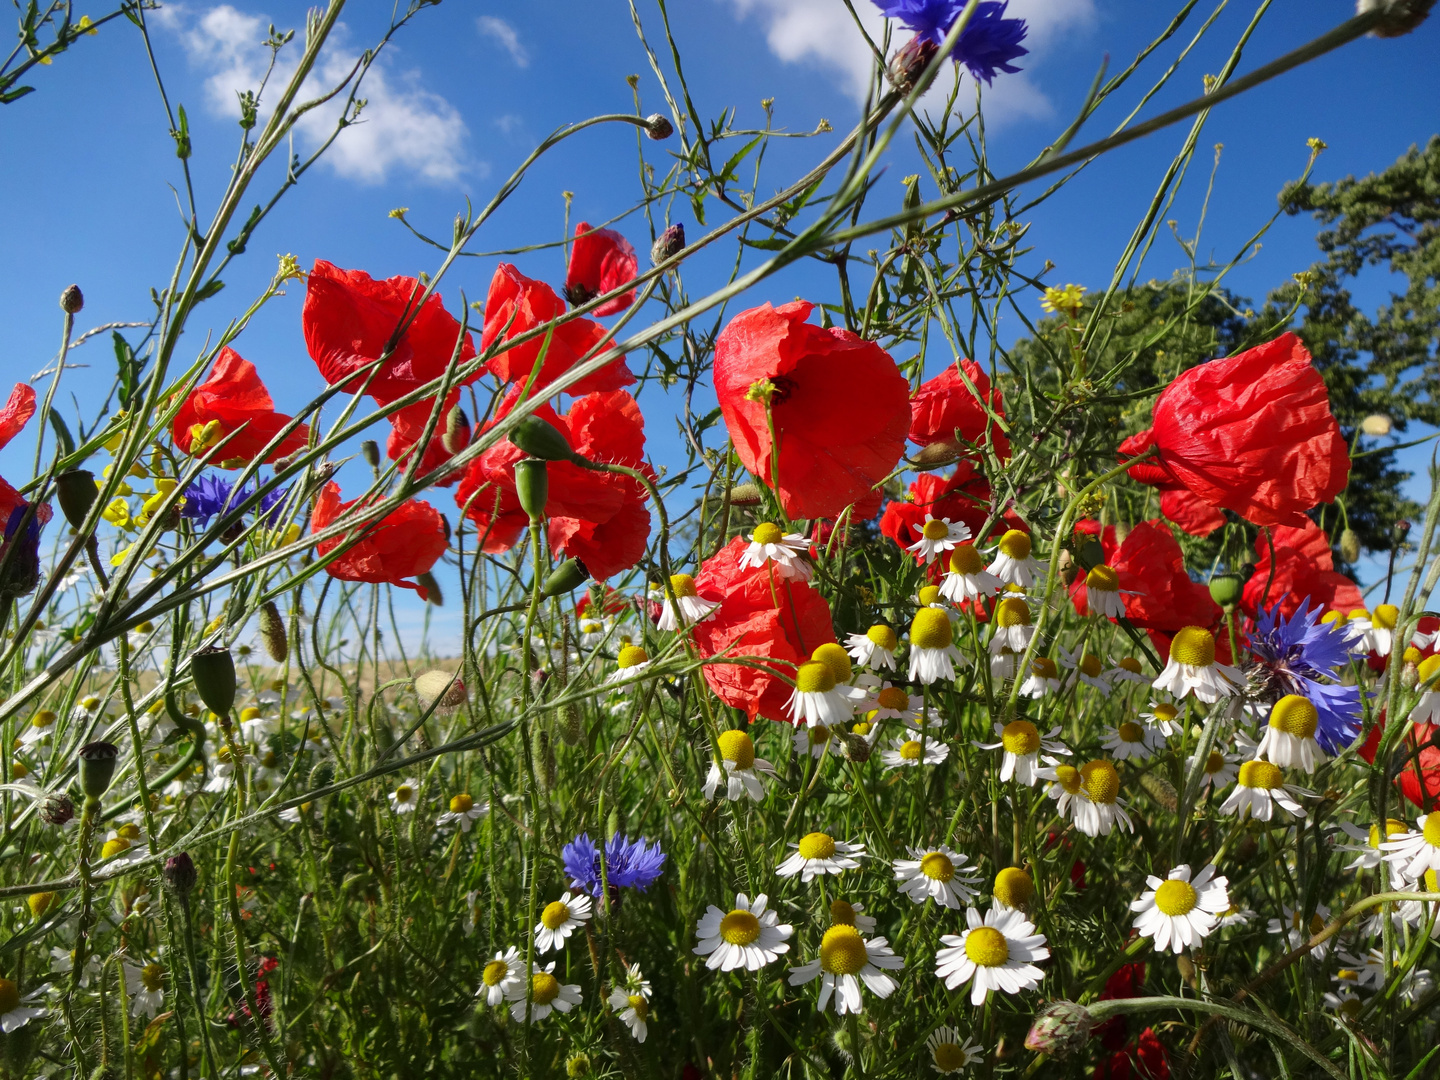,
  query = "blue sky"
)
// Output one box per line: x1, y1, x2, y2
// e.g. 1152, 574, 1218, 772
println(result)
1, 0, 1437, 653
